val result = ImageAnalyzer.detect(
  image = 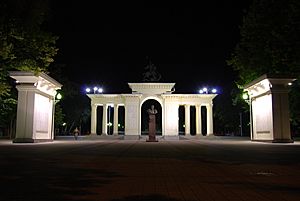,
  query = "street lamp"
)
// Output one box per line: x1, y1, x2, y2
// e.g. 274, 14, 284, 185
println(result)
93, 87, 98, 93
52, 91, 62, 140
242, 91, 253, 138
199, 87, 218, 94
211, 88, 217, 93
85, 86, 103, 94
85, 88, 91, 93
242, 93, 249, 103
56, 93, 62, 101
